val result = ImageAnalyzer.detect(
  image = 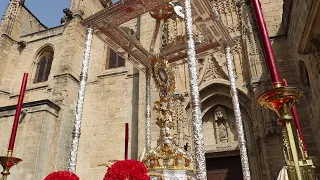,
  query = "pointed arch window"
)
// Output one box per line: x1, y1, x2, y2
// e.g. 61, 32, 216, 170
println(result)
106, 48, 125, 69
34, 47, 54, 83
